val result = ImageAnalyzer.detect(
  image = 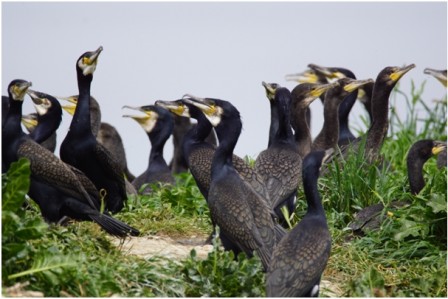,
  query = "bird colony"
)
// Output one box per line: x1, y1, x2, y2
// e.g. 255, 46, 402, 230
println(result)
2, 46, 446, 297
